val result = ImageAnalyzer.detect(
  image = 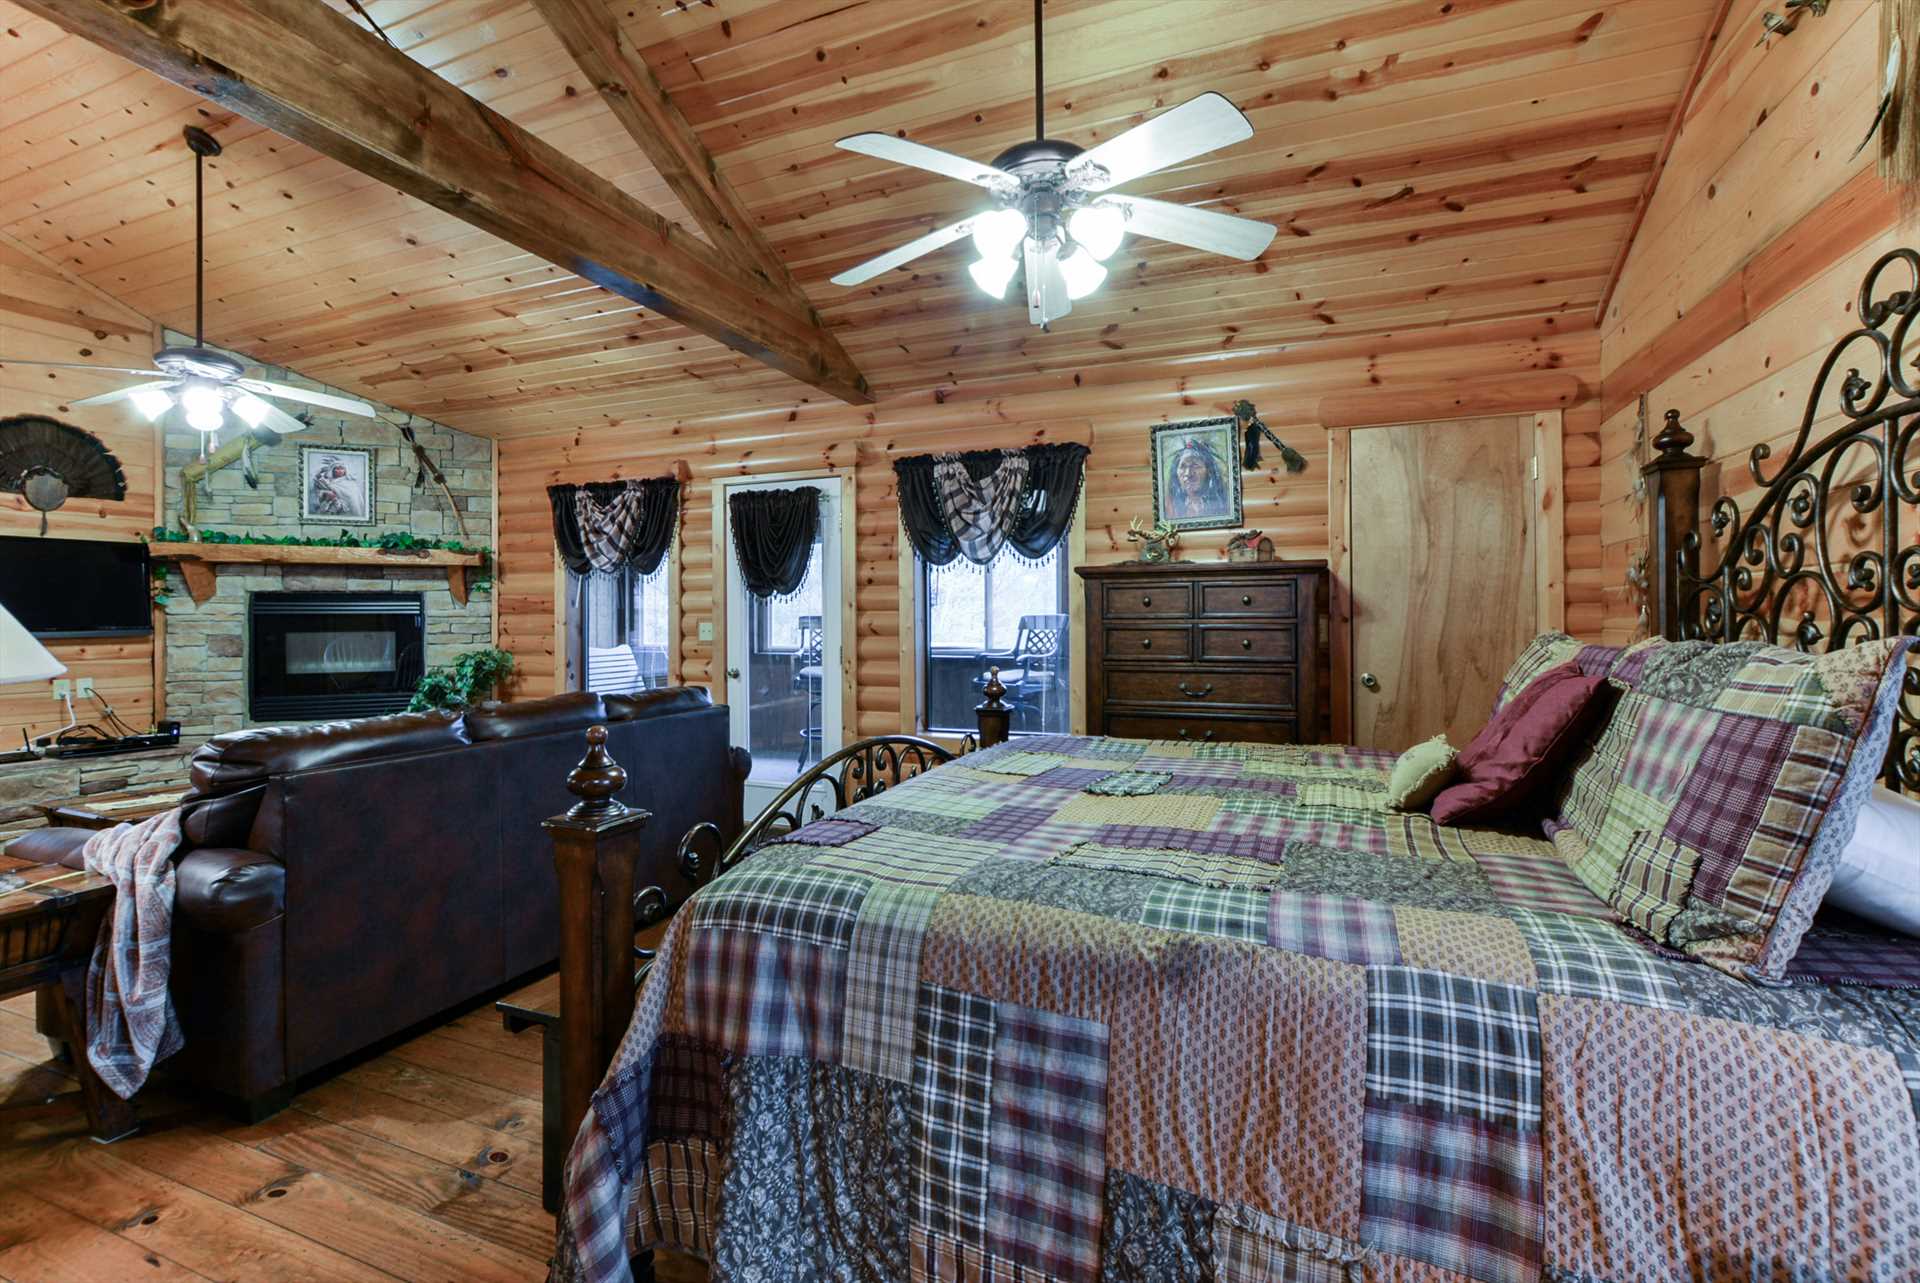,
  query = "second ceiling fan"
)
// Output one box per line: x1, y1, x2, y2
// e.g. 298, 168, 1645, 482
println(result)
830, 0, 1277, 327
